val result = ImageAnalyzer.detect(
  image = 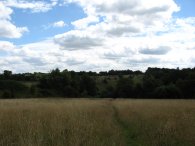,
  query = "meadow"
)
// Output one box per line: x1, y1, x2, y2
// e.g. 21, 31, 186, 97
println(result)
0, 99, 195, 146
